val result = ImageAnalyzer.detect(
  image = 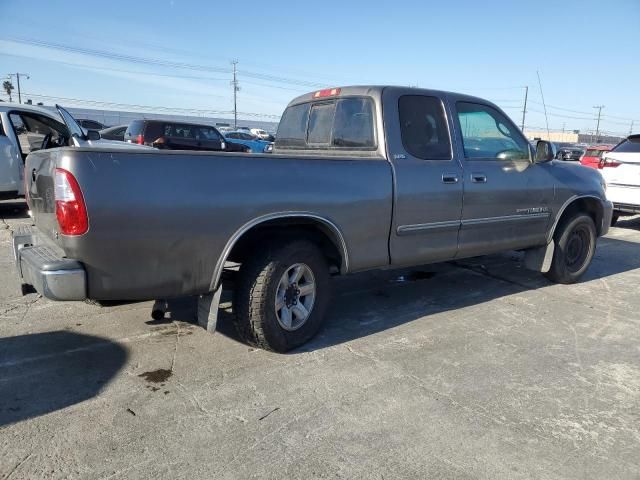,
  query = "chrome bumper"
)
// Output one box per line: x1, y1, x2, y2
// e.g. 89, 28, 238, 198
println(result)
12, 226, 86, 301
